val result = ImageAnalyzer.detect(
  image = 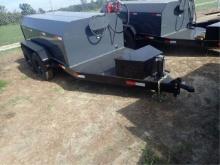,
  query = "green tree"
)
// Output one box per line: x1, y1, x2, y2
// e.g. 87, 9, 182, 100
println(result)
0, 5, 7, 13
19, 3, 36, 15
0, 5, 21, 25
38, 8, 45, 14
96, 0, 106, 7
0, 5, 7, 25
80, 0, 88, 10
80, 0, 87, 4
